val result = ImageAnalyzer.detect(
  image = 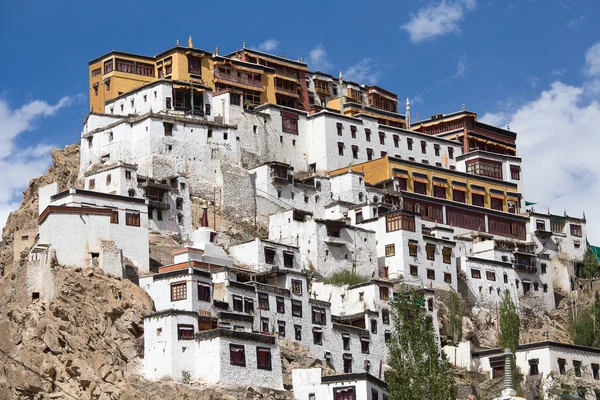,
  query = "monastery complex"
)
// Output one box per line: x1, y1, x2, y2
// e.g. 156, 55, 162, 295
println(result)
17, 37, 600, 399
